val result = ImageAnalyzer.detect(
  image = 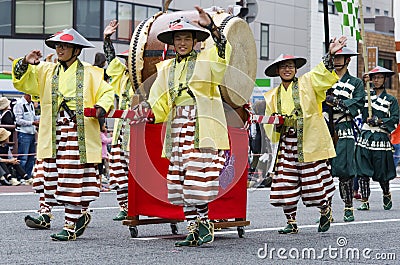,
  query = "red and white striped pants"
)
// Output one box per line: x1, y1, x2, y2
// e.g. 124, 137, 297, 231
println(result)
167, 105, 225, 206
270, 131, 335, 207
41, 115, 100, 207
